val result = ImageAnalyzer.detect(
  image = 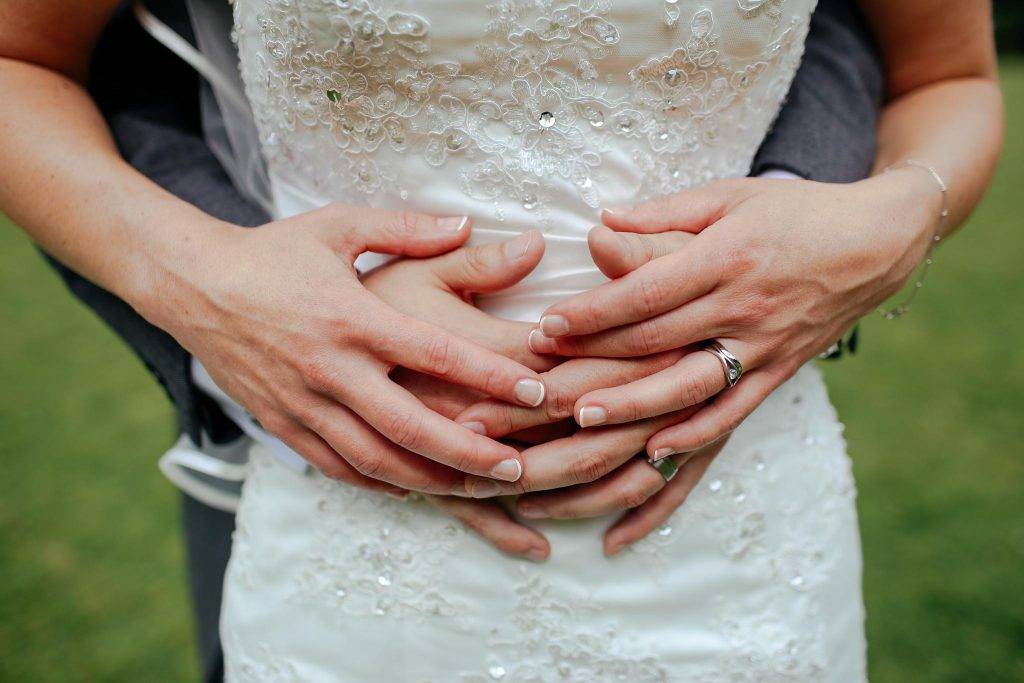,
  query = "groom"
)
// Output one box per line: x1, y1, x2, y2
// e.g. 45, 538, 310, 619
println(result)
46, 1, 883, 680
